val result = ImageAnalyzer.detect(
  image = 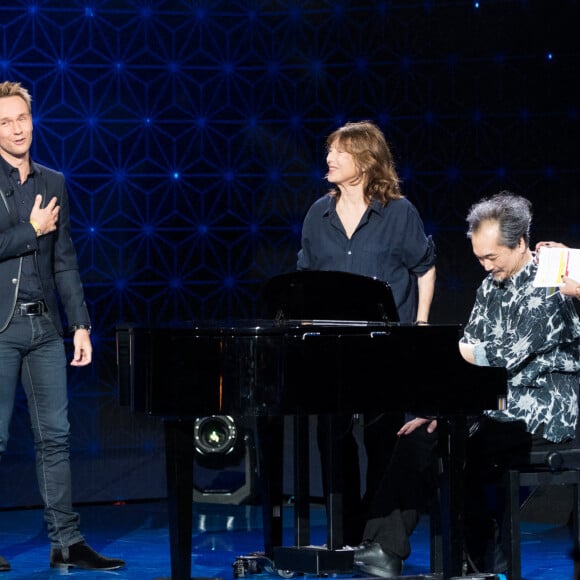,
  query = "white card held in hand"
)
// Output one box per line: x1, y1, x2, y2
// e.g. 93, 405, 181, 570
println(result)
534, 246, 580, 287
